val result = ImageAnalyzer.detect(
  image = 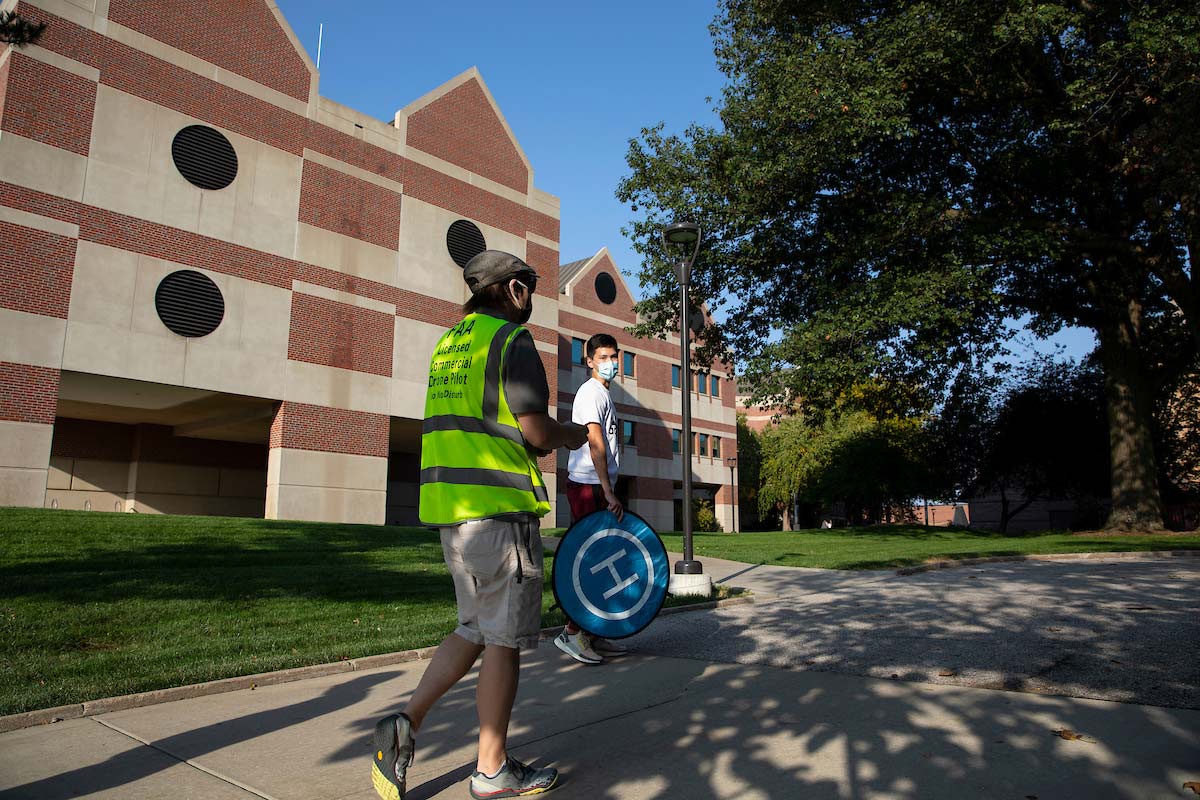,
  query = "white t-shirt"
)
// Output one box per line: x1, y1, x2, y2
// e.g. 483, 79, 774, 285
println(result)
567, 377, 619, 484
